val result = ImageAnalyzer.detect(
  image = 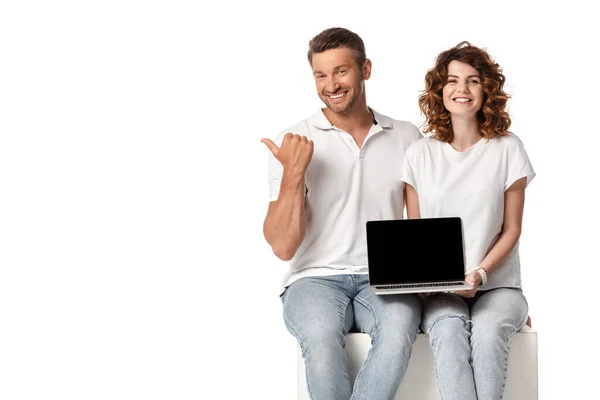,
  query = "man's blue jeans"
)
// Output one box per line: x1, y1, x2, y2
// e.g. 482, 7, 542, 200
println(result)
281, 274, 421, 400
421, 288, 529, 400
